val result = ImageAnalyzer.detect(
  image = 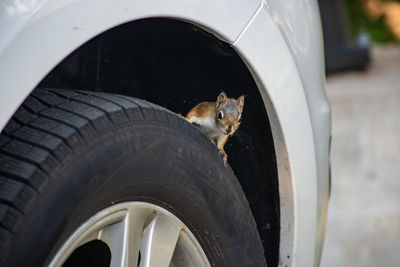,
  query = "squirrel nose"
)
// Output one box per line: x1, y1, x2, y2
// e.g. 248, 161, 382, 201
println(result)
227, 125, 232, 133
